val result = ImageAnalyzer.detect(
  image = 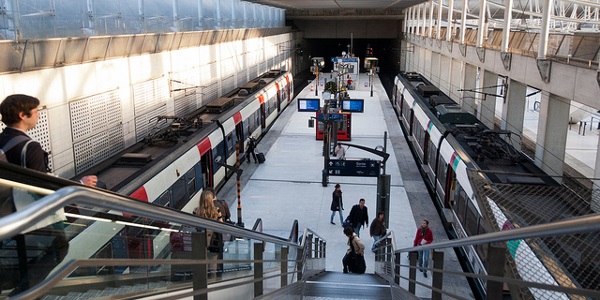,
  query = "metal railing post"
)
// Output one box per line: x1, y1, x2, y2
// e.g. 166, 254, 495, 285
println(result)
296, 247, 304, 280
314, 236, 319, 258
432, 250, 444, 300
281, 246, 288, 287
322, 240, 326, 258
486, 244, 507, 300
394, 252, 401, 285
254, 241, 264, 297
307, 234, 313, 258
192, 231, 208, 300
409, 251, 418, 294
